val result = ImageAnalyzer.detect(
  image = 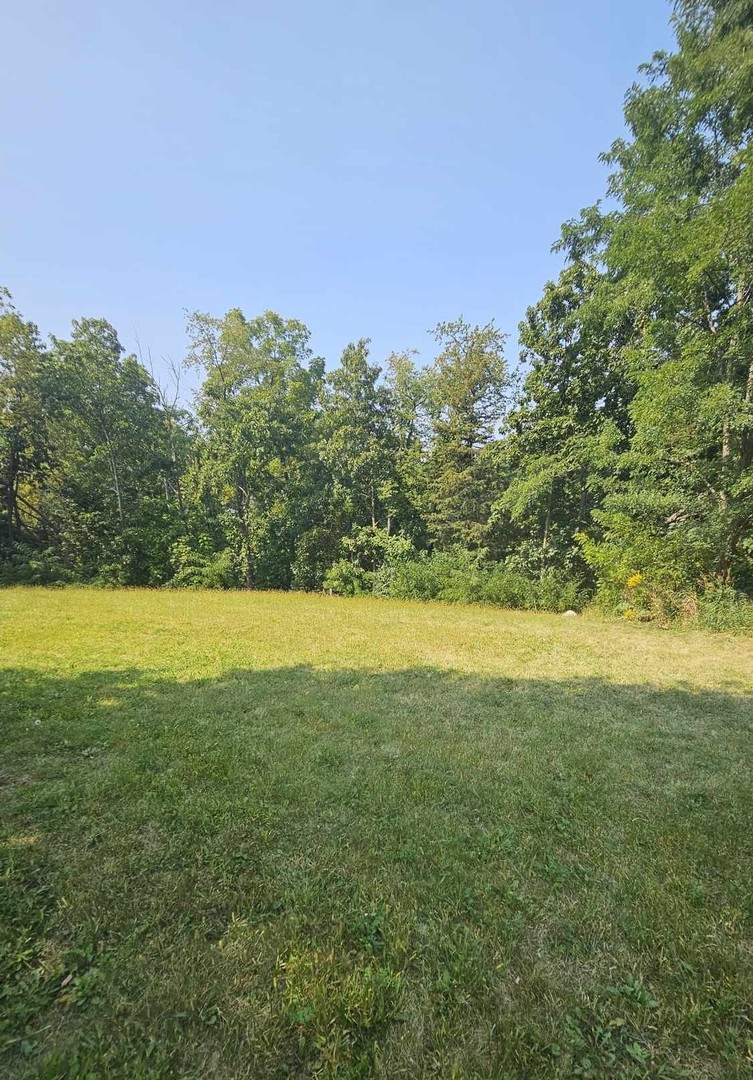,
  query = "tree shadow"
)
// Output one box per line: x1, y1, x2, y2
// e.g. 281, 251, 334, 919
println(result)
1, 664, 752, 1077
